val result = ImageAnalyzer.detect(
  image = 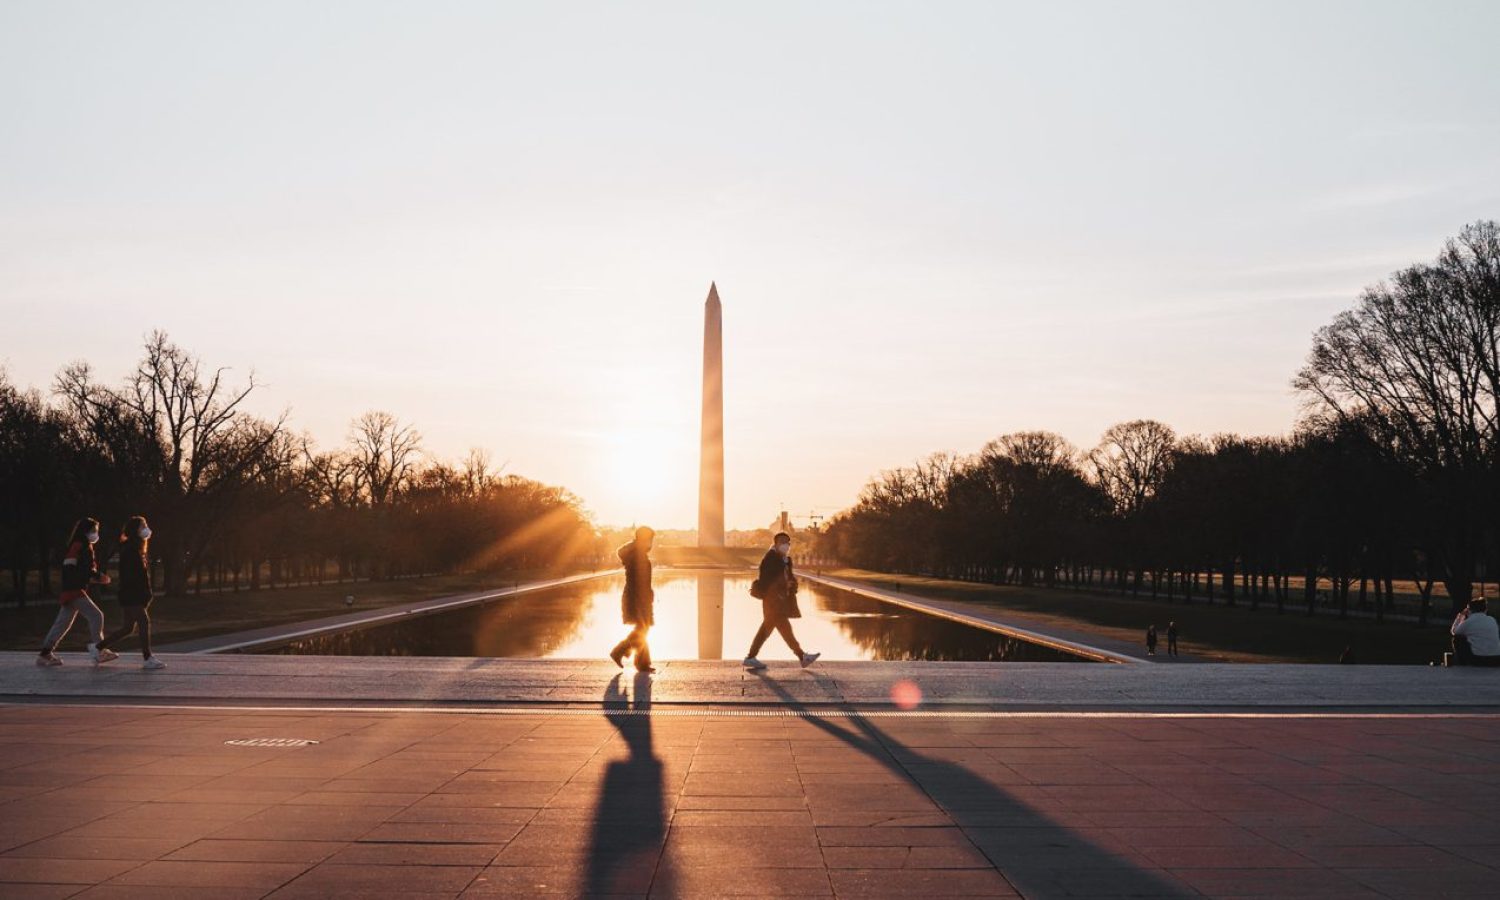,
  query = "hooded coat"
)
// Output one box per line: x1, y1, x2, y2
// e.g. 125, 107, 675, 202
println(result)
619, 540, 654, 626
